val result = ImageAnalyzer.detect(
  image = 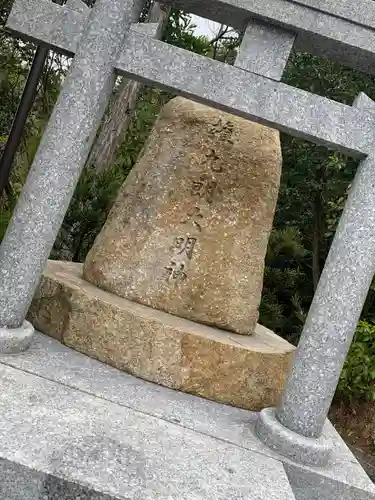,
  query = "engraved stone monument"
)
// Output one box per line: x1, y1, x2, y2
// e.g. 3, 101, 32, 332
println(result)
2, 0, 375, 498
84, 97, 282, 335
